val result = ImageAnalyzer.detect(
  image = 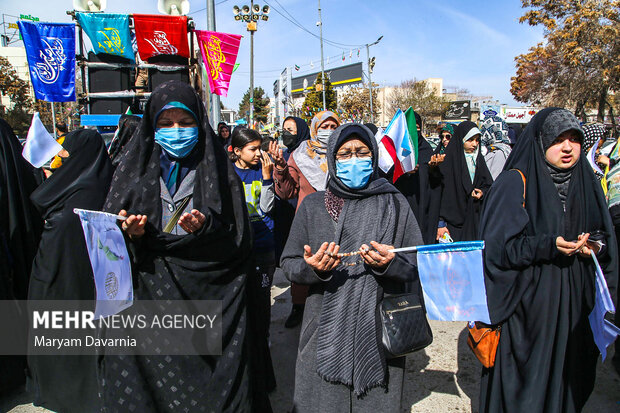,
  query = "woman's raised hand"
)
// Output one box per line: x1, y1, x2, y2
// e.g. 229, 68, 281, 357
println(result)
119, 209, 147, 240
178, 209, 207, 234
304, 242, 341, 273
360, 241, 395, 269
268, 140, 287, 170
